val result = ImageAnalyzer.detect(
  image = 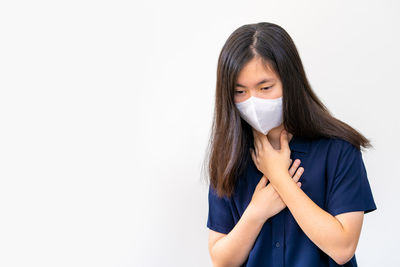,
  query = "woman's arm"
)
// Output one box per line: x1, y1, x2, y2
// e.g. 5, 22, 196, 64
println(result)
269, 173, 363, 265
209, 204, 264, 267
250, 129, 364, 265
209, 166, 305, 267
